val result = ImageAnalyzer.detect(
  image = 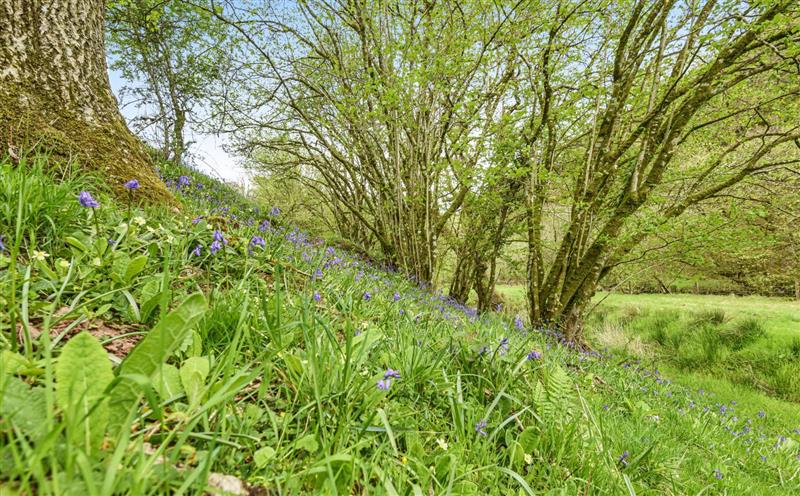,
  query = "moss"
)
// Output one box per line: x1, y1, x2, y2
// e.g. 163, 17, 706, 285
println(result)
0, 101, 178, 207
